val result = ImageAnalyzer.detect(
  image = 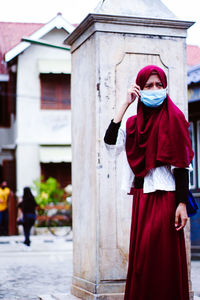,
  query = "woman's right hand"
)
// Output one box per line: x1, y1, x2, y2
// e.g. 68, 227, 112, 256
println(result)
113, 84, 140, 123
126, 84, 140, 106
